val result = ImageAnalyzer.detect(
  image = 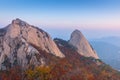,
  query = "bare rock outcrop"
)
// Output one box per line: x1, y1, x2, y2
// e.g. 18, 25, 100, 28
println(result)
0, 18, 64, 69
69, 29, 99, 59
